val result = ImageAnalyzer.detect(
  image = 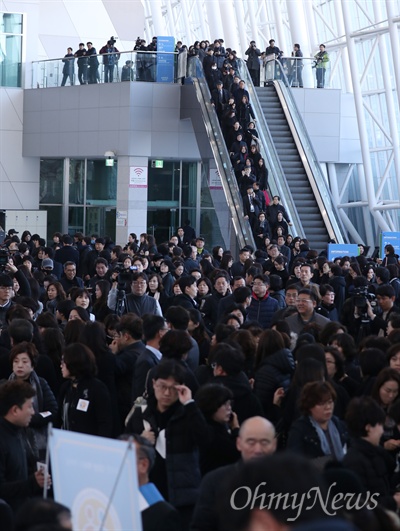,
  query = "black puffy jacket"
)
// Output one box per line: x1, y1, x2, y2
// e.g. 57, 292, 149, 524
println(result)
254, 348, 295, 417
